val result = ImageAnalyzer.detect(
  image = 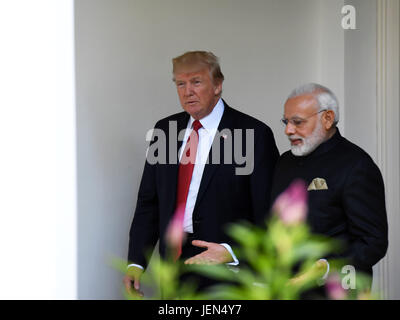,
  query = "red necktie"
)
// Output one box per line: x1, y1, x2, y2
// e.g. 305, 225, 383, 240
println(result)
167, 120, 202, 261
